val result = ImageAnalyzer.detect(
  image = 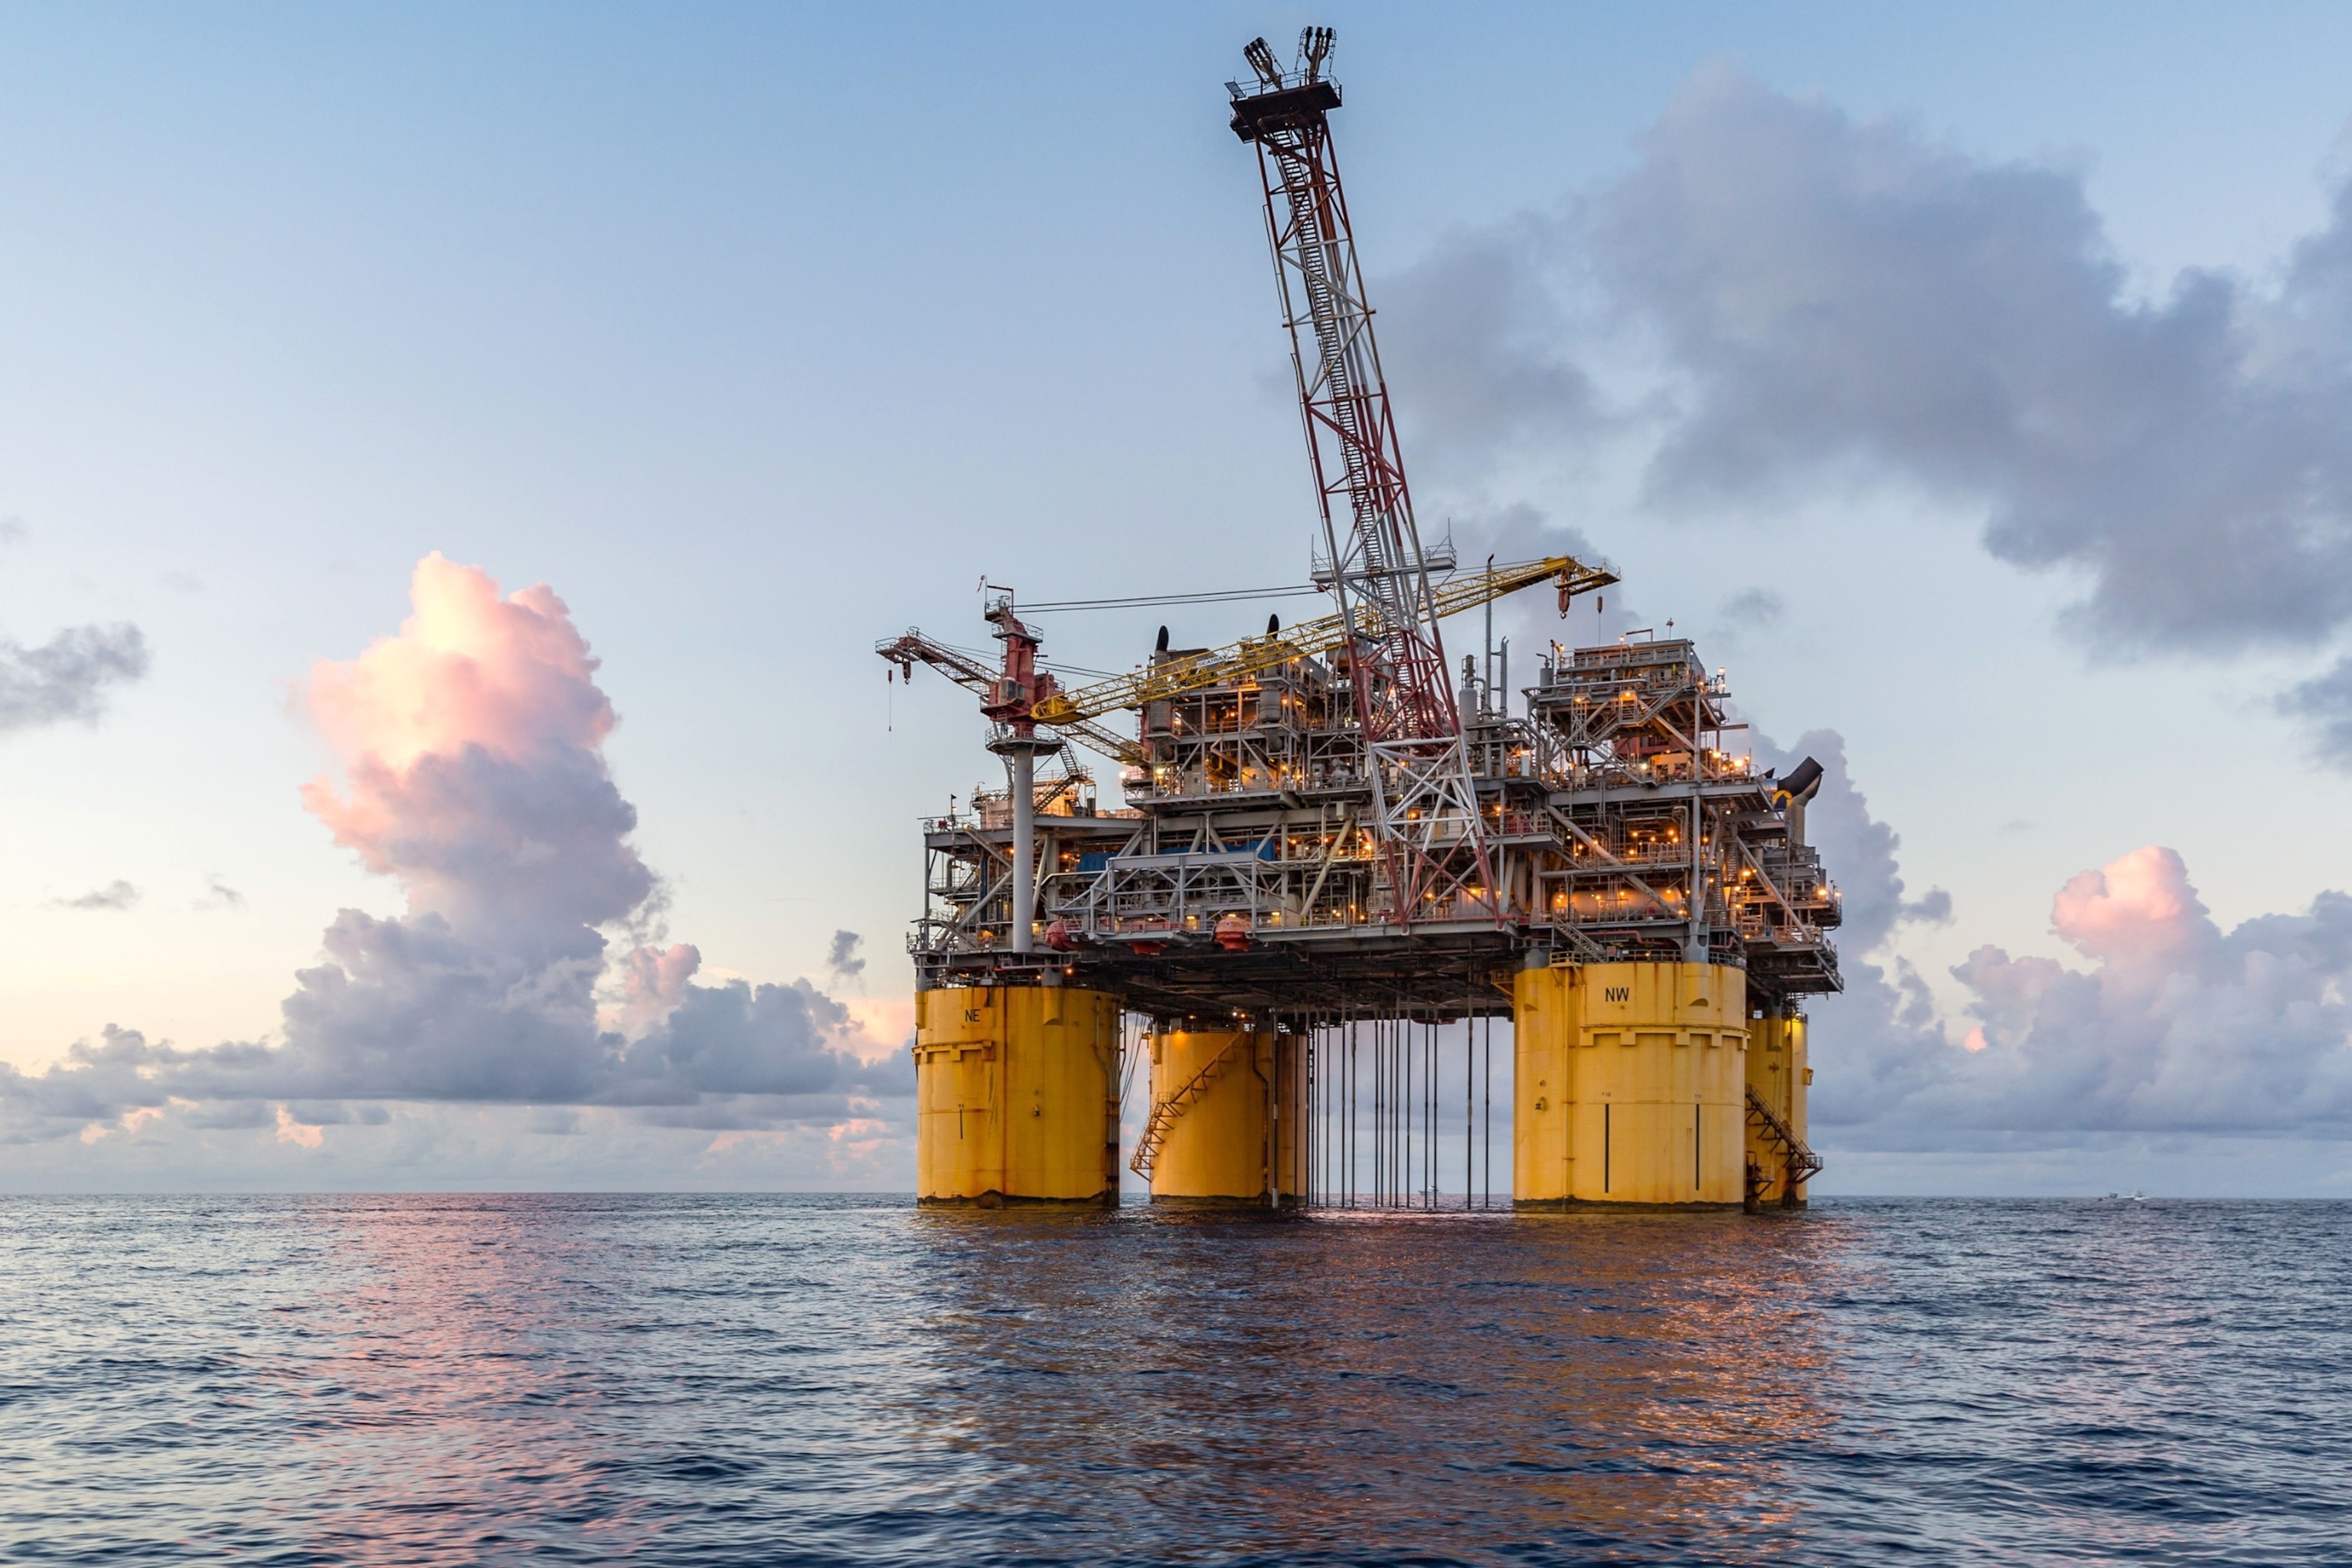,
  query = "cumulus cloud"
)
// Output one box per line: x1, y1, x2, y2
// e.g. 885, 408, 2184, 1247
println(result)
1, 554, 906, 1150
1752, 730, 1955, 1126
1385, 61, 2352, 664
620, 978, 912, 1125
609, 939, 701, 1040
1937, 848, 2352, 1135
0, 623, 150, 732
54, 880, 139, 912
1753, 734, 2352, 1145
298, 554, 649, 945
